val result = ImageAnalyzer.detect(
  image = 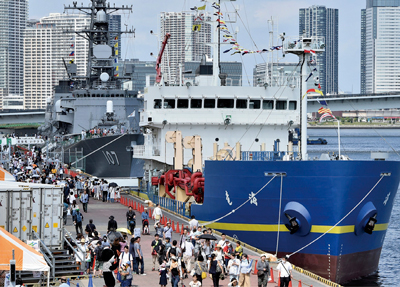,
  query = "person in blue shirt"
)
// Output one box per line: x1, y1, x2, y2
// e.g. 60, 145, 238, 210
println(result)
81, 190, 89, 213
